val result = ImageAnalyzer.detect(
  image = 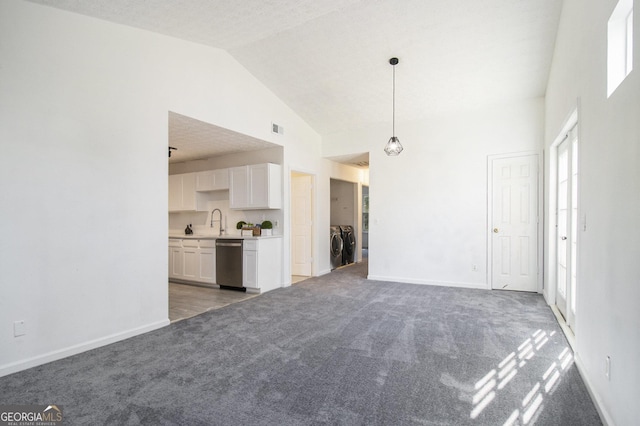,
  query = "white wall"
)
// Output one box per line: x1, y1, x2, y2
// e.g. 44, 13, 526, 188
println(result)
0, 1, 322, 376
324, 99, 544, 288
330, 179, 356, 226
544, 1, 639, 424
